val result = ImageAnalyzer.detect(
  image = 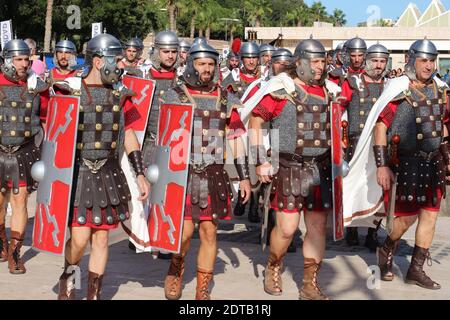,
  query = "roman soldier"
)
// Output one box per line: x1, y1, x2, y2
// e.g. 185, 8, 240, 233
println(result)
56, 33, 150, 300
161, 42, 251, 300
259, 44, 276, 80
271, 48, 293, 76
177, 39, 191, 77
138, 30, 179, 258
222, 42, 261, 222
374, 39, 448, 290
0, 39, 49, 274
220, 51, 240, 81
143, 31, 179, 168
328, 42, 346, 85
249, 39, 334, 300
222, 42, 261, 99
49, 40, 77, 82
340, 44, 390, 250
120, 37, 145, 70
338, 37, 368, 245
